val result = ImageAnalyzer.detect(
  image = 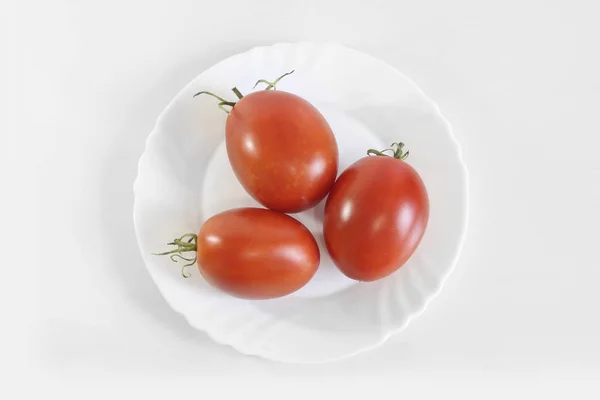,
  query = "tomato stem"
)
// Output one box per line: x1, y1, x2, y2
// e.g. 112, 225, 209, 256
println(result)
193, 90, 237, 114
367, 142, 410, 160
253, 69, 295, 90
194, 70, 295, 114
231, 87, 243, 100
193, 91, 229, 102
217, 101, 236, 114
153, 233, 198, 278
